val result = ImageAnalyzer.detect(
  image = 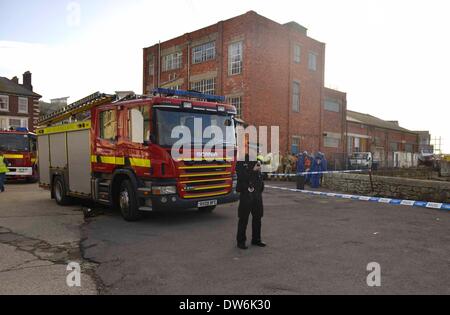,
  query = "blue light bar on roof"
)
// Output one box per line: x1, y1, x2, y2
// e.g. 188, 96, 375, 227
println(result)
153, 88, 226, 103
